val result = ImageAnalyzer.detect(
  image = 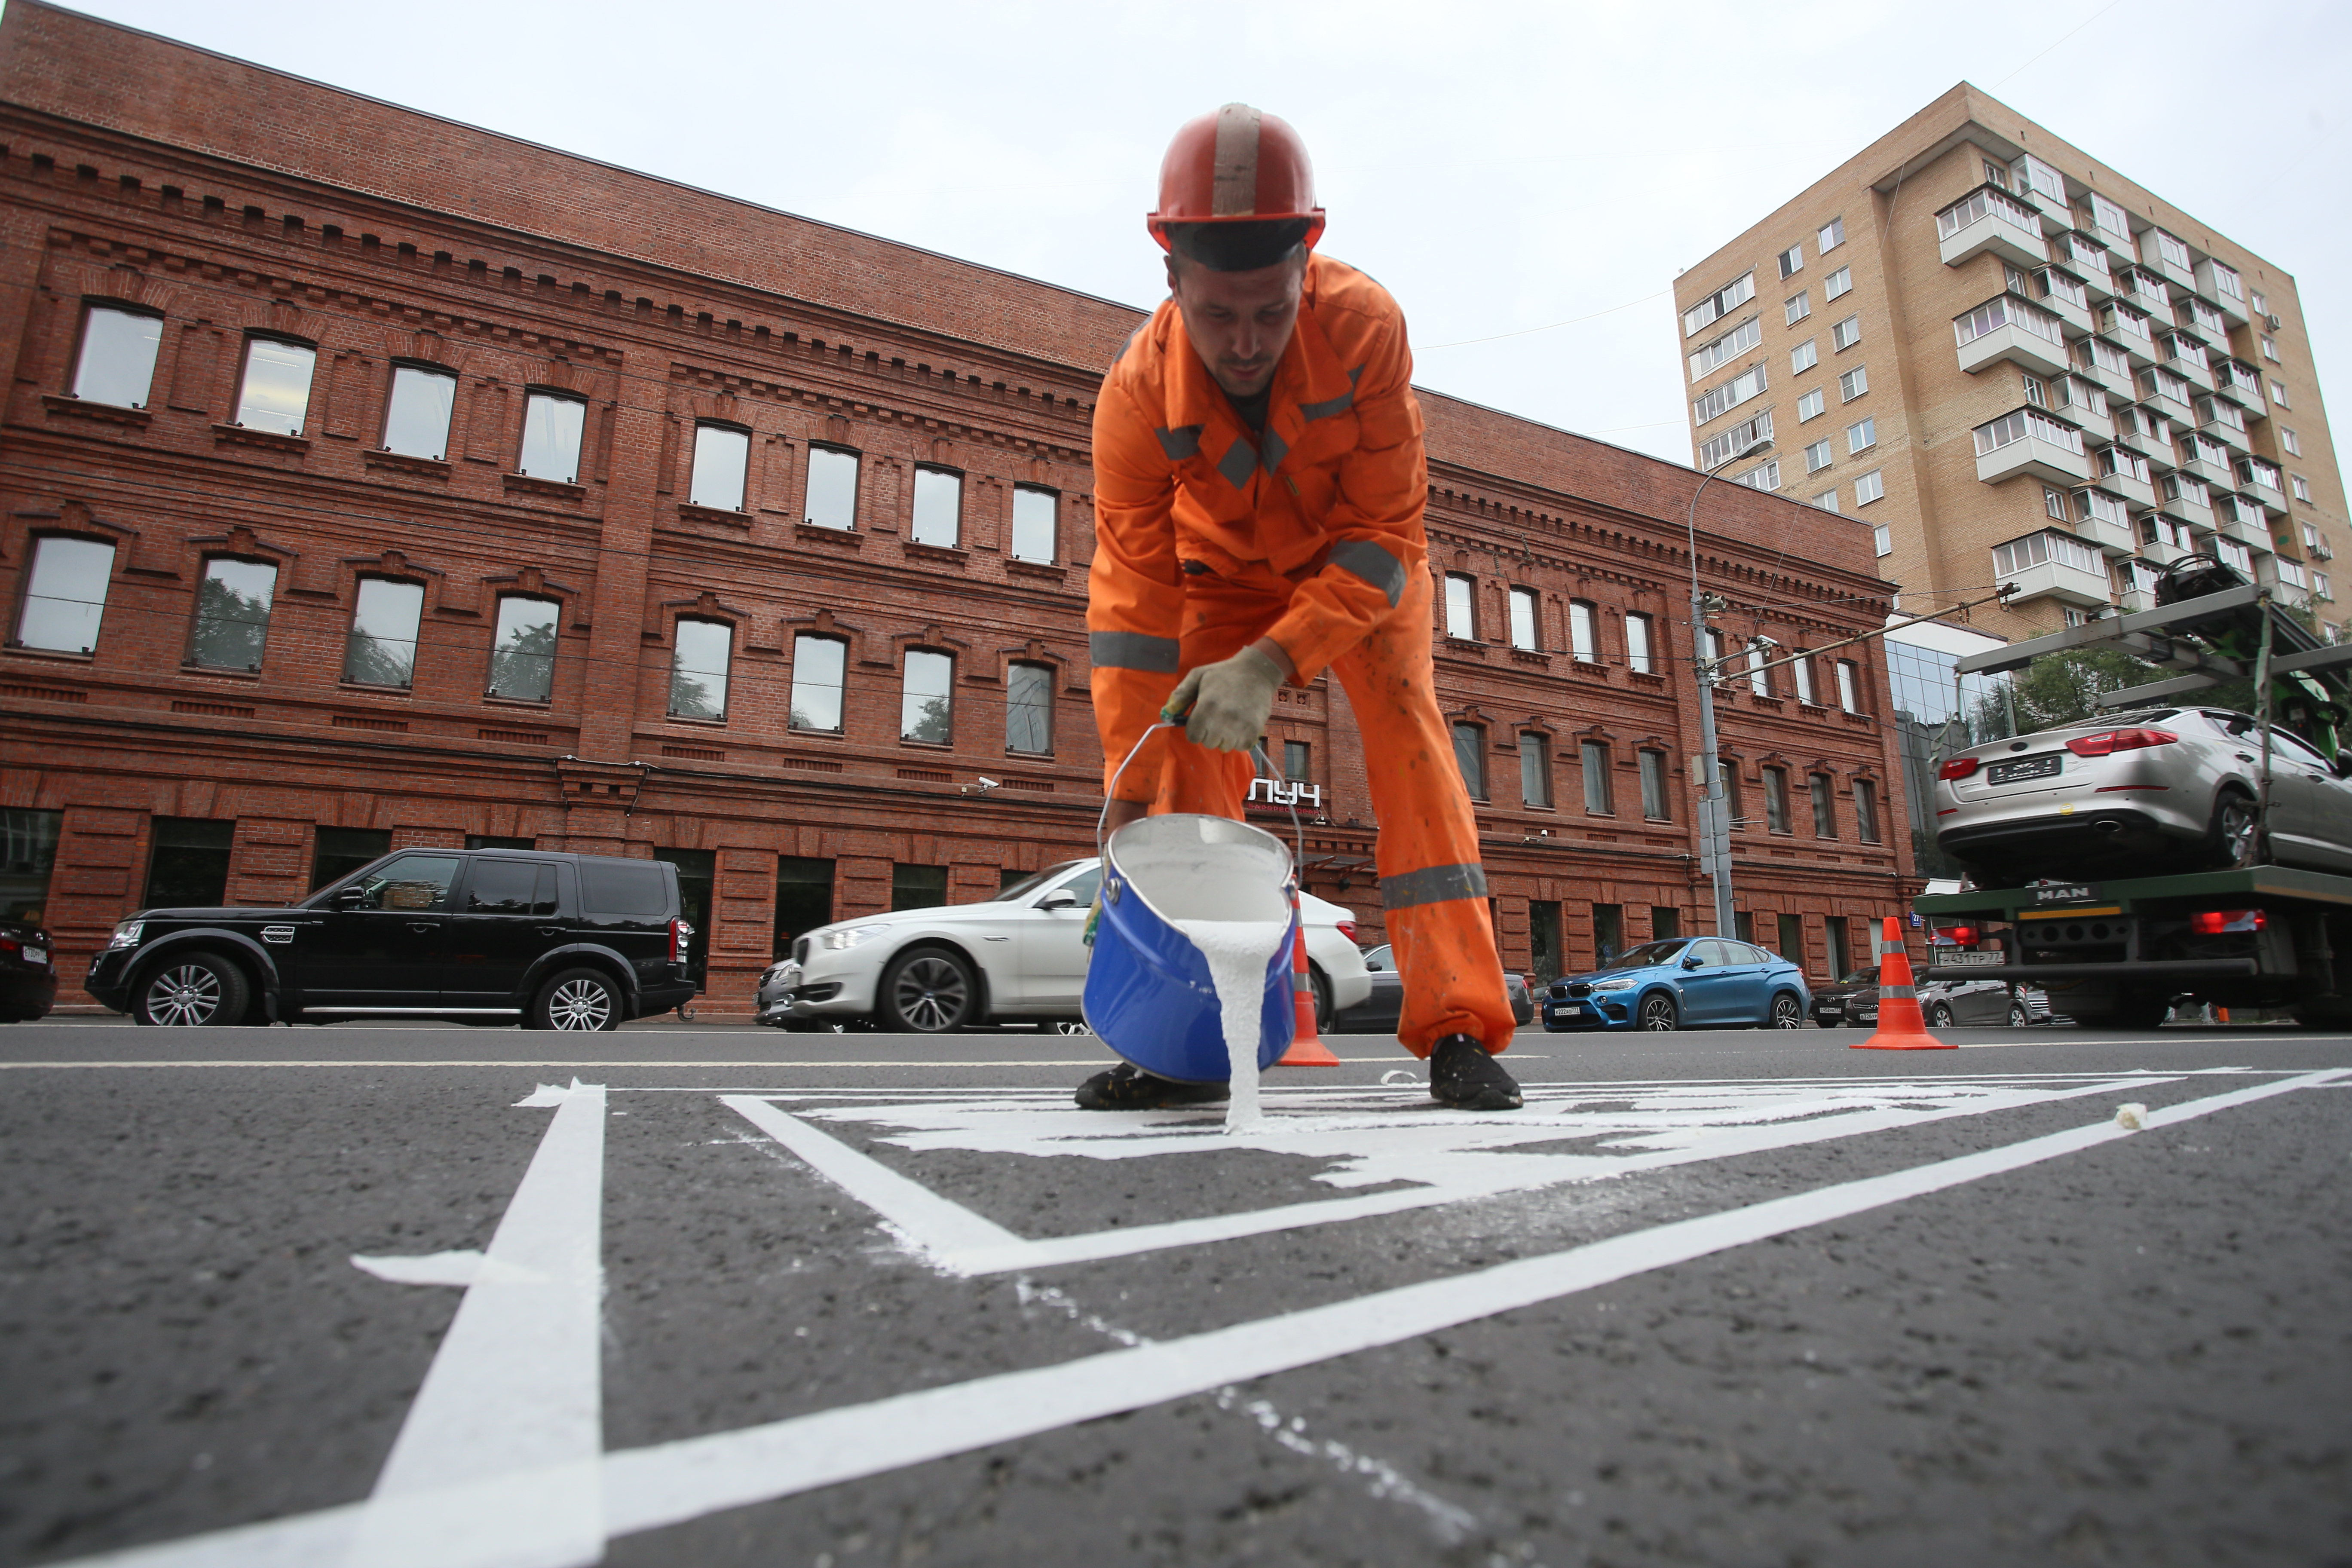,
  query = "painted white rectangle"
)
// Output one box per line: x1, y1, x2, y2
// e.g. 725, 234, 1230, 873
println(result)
722, 1094, 1023, 1260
